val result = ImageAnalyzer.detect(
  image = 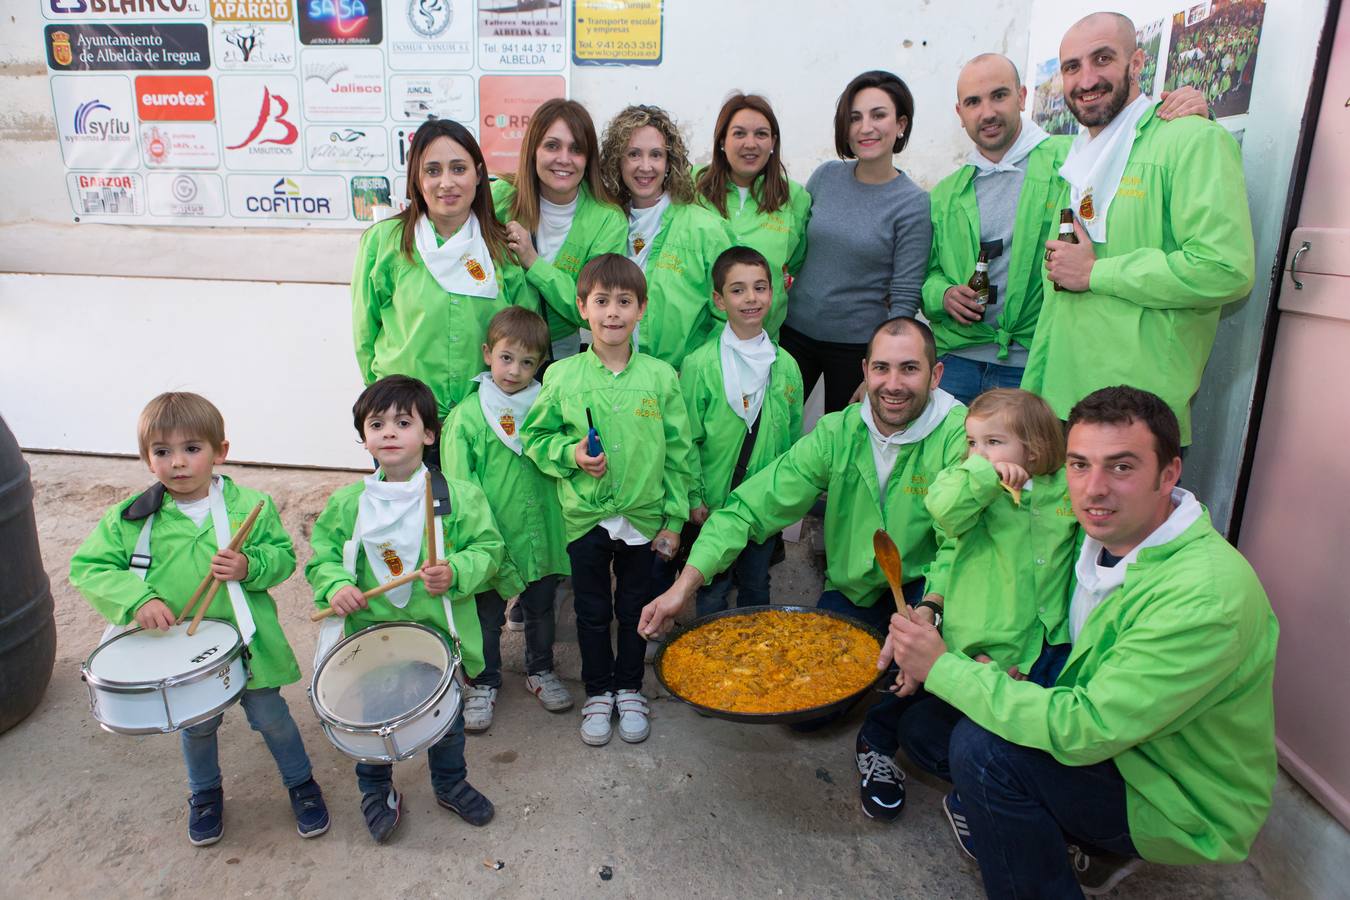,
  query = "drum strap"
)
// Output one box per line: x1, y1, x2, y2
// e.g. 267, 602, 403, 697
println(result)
207, 479, 258, 645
